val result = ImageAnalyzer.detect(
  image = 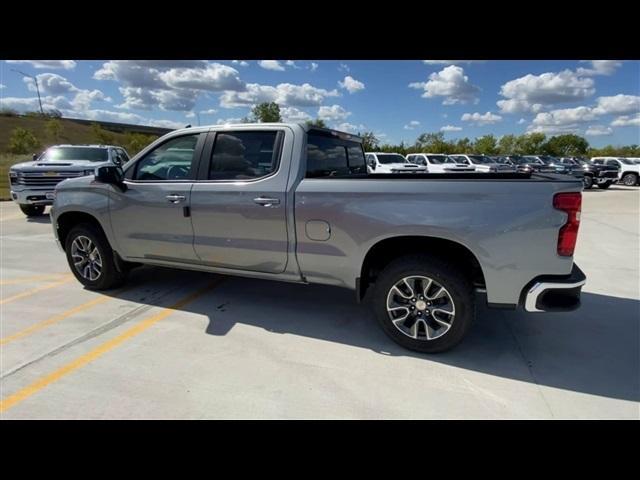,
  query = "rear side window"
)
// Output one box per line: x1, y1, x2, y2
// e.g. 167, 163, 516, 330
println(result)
209, 131, 280, 180
306, 133, 366, 178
